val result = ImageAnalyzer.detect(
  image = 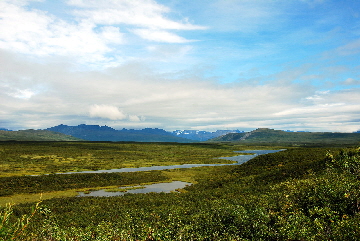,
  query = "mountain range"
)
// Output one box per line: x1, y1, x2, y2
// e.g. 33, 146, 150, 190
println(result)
1, 125, 359, 144
44, 124, 241, 142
